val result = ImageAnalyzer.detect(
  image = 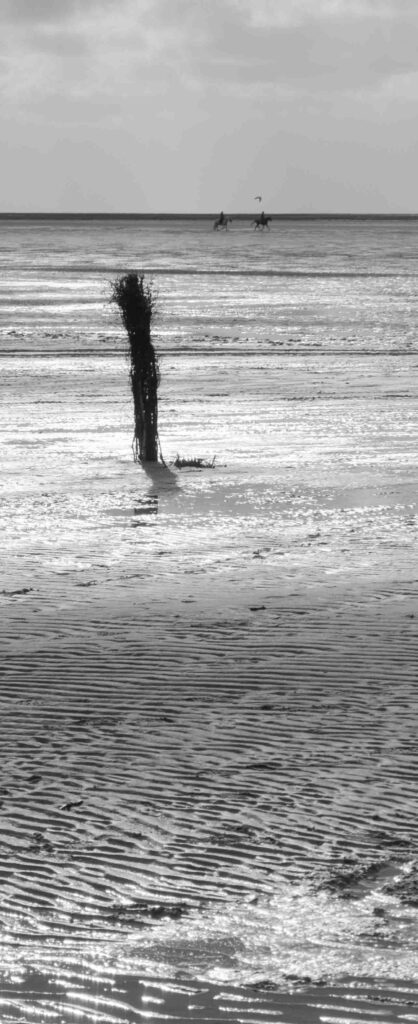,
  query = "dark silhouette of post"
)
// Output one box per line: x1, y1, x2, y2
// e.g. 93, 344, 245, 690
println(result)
112, 273, 159, 463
